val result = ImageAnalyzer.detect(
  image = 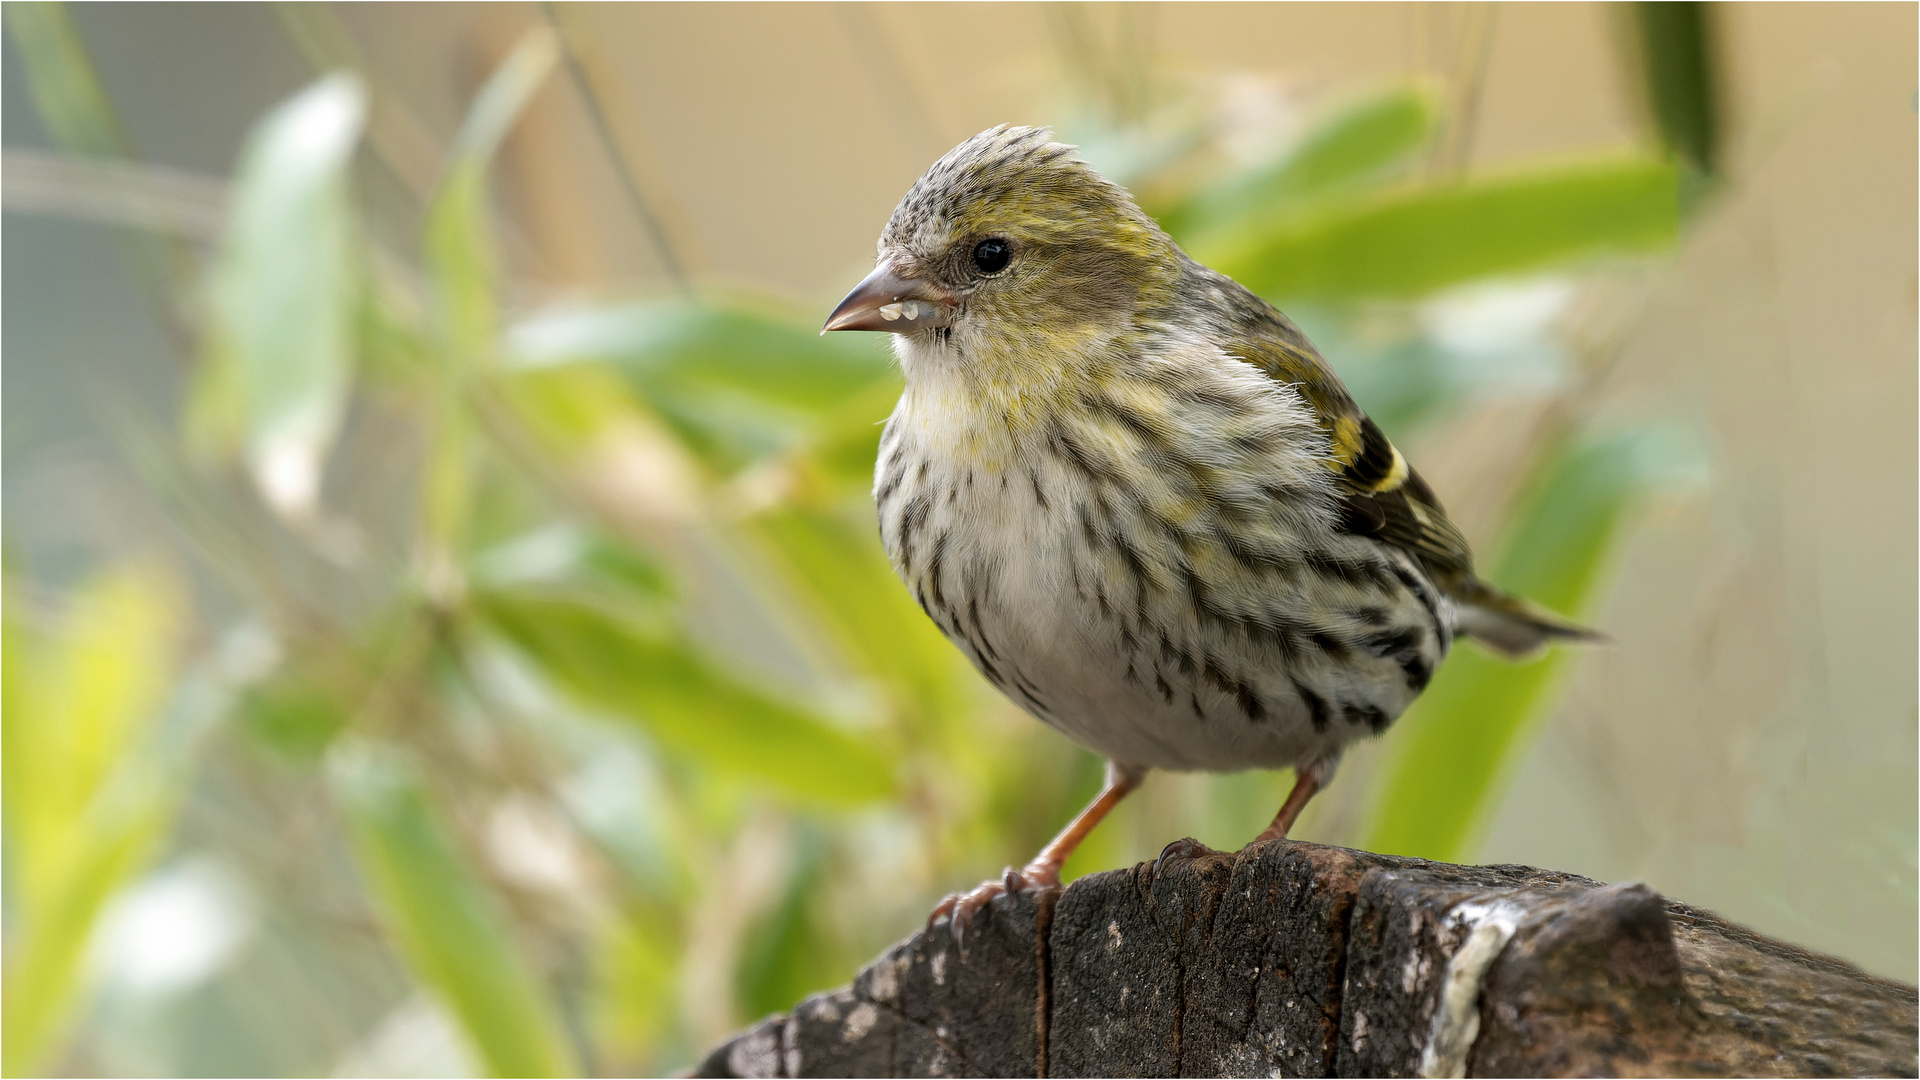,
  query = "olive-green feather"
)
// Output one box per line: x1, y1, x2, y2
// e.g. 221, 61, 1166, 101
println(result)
1191, 267, 1596, 656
